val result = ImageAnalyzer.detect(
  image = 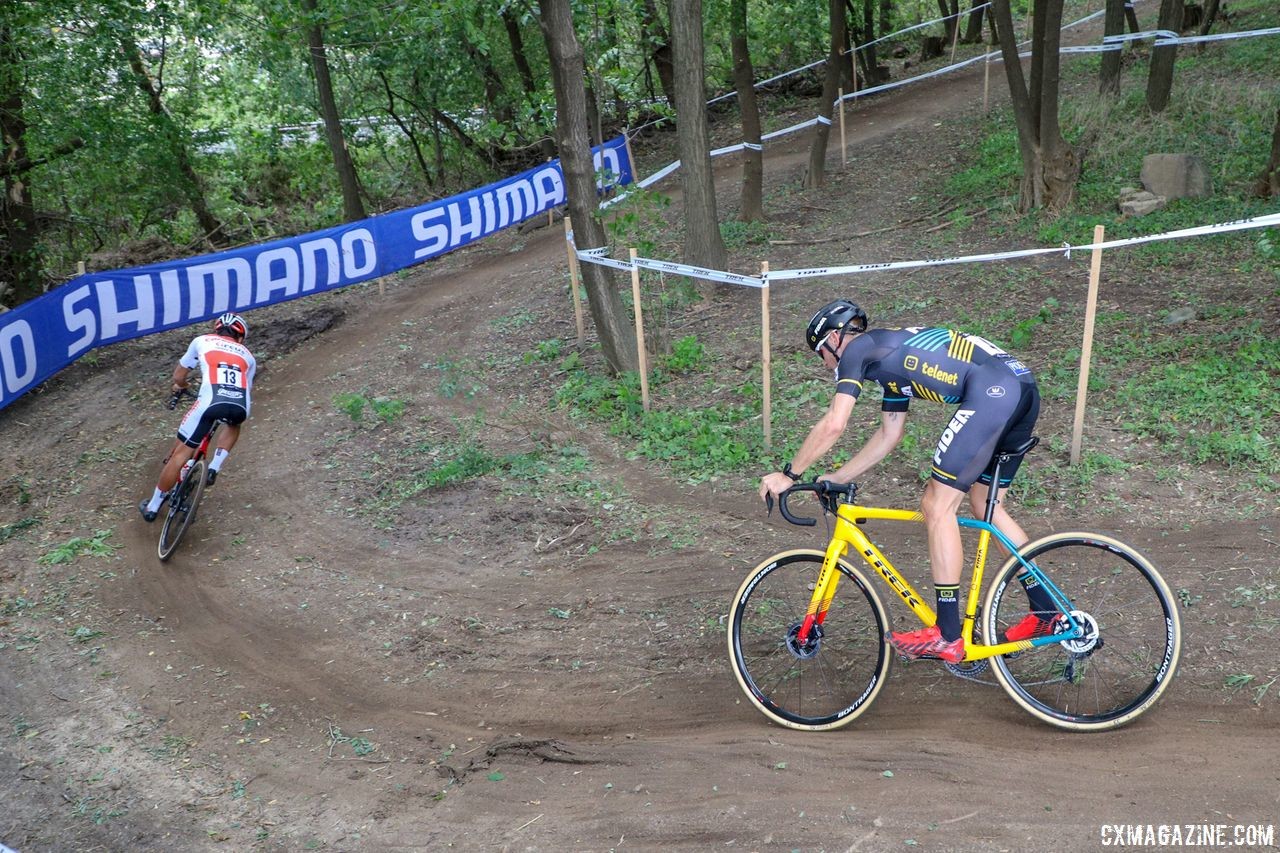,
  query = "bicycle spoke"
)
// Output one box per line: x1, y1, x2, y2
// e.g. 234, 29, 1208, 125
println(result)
985, 533, 1181, 731
729, 551, 890, 730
